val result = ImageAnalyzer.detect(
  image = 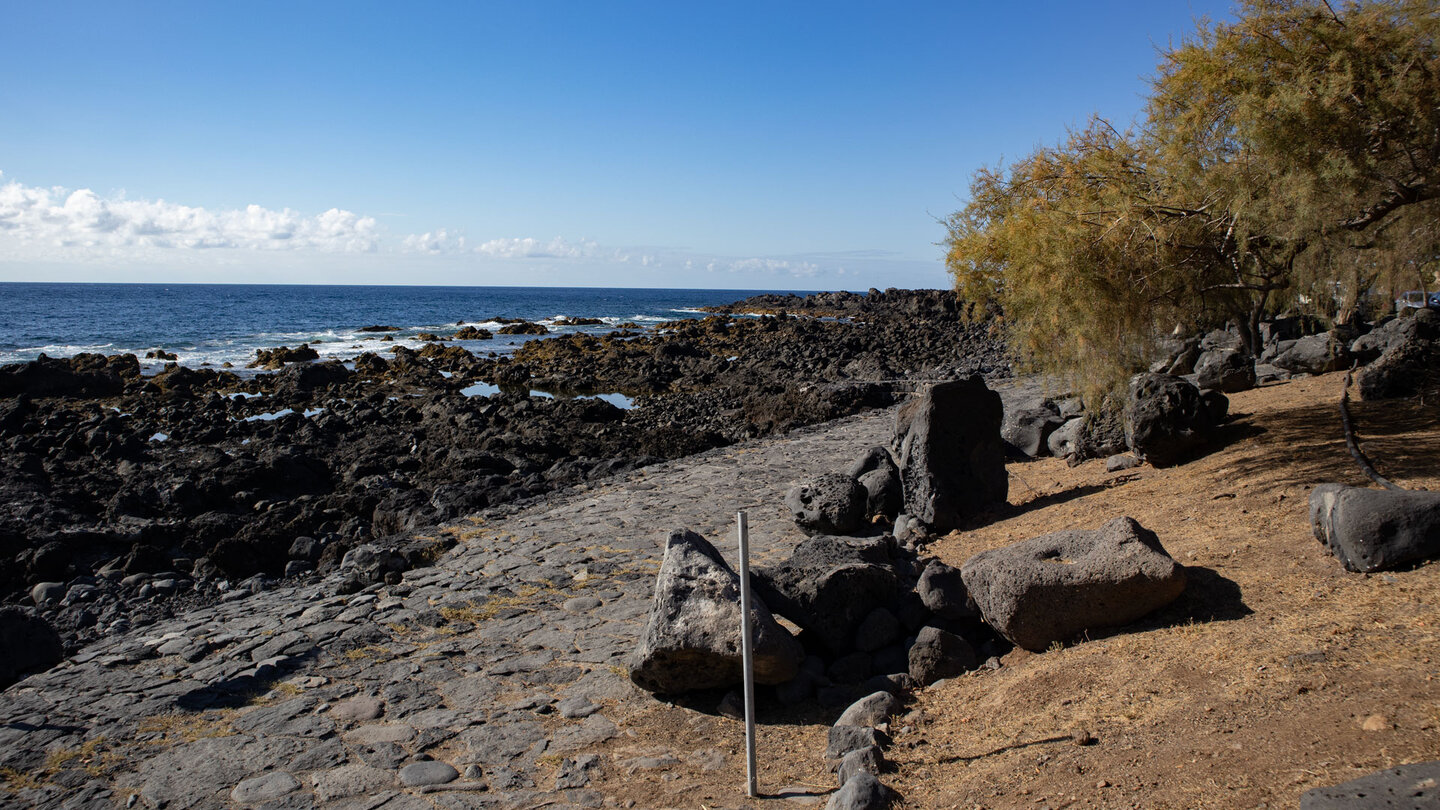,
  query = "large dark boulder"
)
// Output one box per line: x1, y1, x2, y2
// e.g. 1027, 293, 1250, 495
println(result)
1349, 317, 1406, 364
497, 322, 549, 336
1001, 403, 1066, 459
1157, 337, 1202, 376
0, 607, 64, 689
907, 626, 978, 686
1070, 407, 1128, 464
960, 517, 1187, 651
848, 447, 903, 521
785, 473, 868, 536
338, 543, 408, 588
1260, 317, 1304, 345
273, 360, 352, 394
151, 365, 222, 394
1194, 349, 1256, 393
893, 377, 1006, 532
755, 535, 906, 656
629, 529, 802, 693
1272, 332, 1351, 375
1045, 417, 1084, 460
249, 344, 320, 369
1310, 484, 1440, 573
453, 325, 493, 340
1200, 328, 1241, 351
827, 772, 893, 810
1355, 309, 1440, 401
0, 353, 135, 398
835, 691, 904, 728
915, 560, 976, 621
1124, 373, 1221, 467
